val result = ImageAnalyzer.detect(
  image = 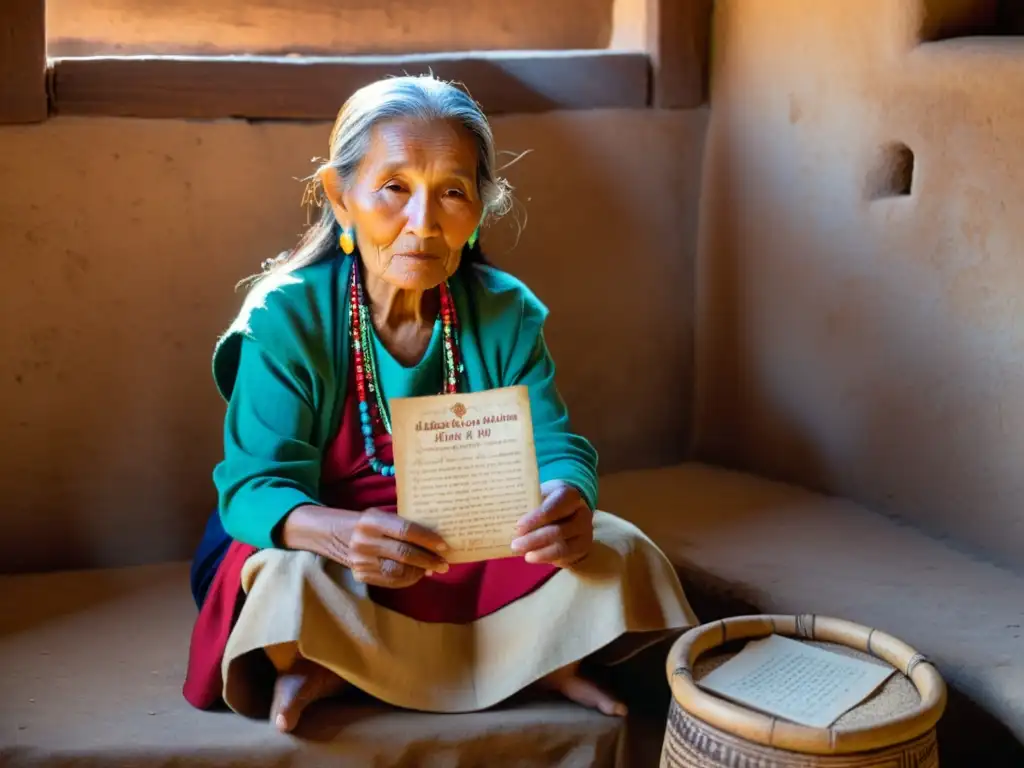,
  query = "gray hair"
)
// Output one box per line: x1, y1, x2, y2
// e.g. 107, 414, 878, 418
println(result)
253, 75, 512, 283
